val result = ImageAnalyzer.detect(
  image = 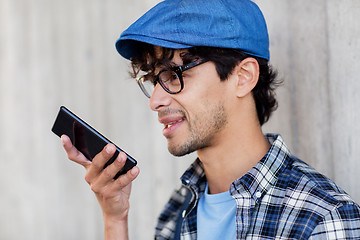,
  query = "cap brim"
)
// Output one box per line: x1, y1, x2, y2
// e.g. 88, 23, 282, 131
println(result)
116, 35, 193, 60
